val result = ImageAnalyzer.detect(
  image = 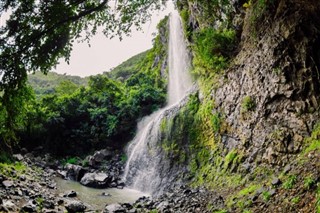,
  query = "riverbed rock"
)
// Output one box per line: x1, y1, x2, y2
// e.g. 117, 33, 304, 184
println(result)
80, 172, 111, 188
64, 190, 77, 198
65, 200, 86, 213
104, 203, 125, 213
13, 154, 24, 161
21, 202, 37, 212
65, 163, 87, 181
2, 200, 17, 212
2, 180, 14, 188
